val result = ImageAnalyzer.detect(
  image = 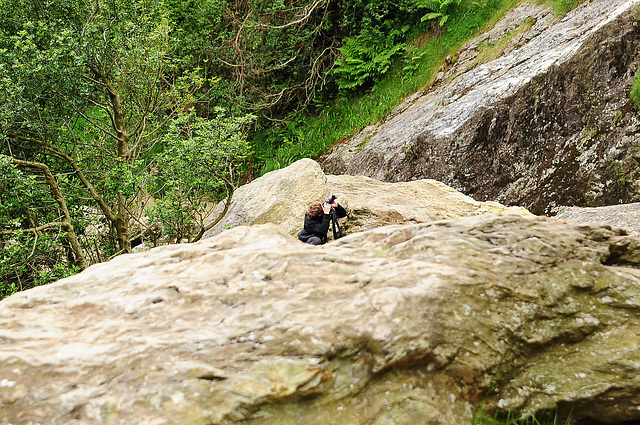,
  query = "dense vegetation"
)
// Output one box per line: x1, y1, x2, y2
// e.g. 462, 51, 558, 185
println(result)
1, 0, 585, 298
